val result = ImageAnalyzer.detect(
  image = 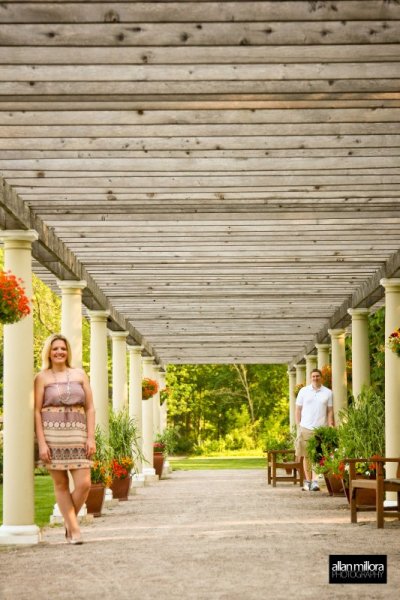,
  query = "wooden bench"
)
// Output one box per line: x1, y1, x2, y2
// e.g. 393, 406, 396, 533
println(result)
349, 457, 400, 528
267, 449, 304, 487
